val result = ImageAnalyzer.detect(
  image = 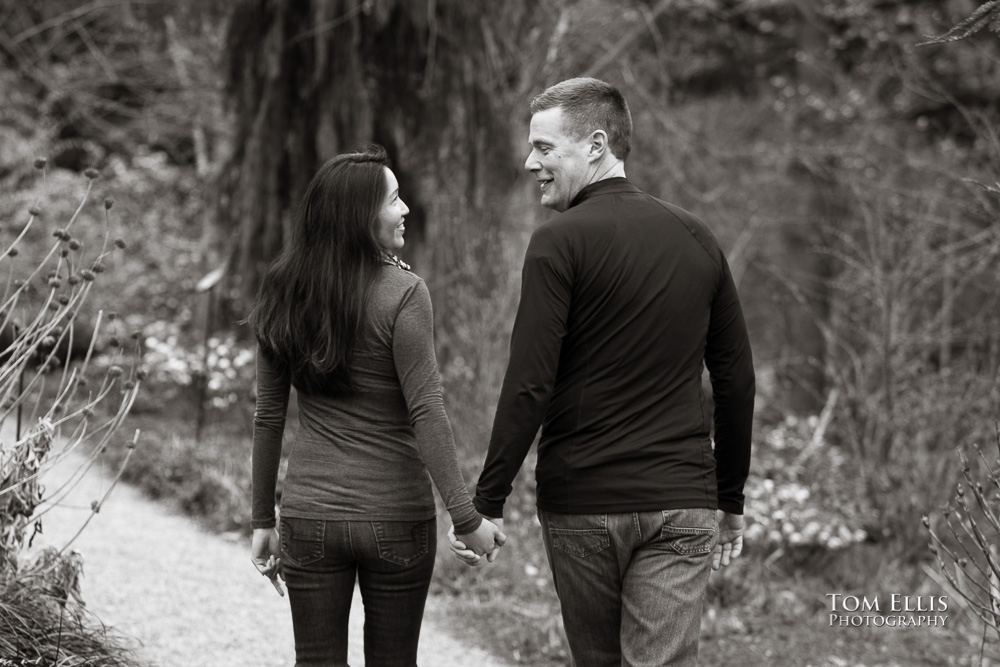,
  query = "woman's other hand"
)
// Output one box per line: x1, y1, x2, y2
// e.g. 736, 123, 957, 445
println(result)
252, 527, 285, 596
